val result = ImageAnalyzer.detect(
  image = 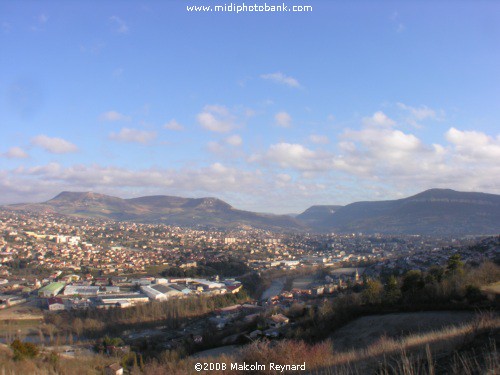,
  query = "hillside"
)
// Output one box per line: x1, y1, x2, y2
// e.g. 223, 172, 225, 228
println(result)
295, 205, 343, 228
6, 188, 500, 235
306, 189, 500, 235
8, 191, 306, 231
